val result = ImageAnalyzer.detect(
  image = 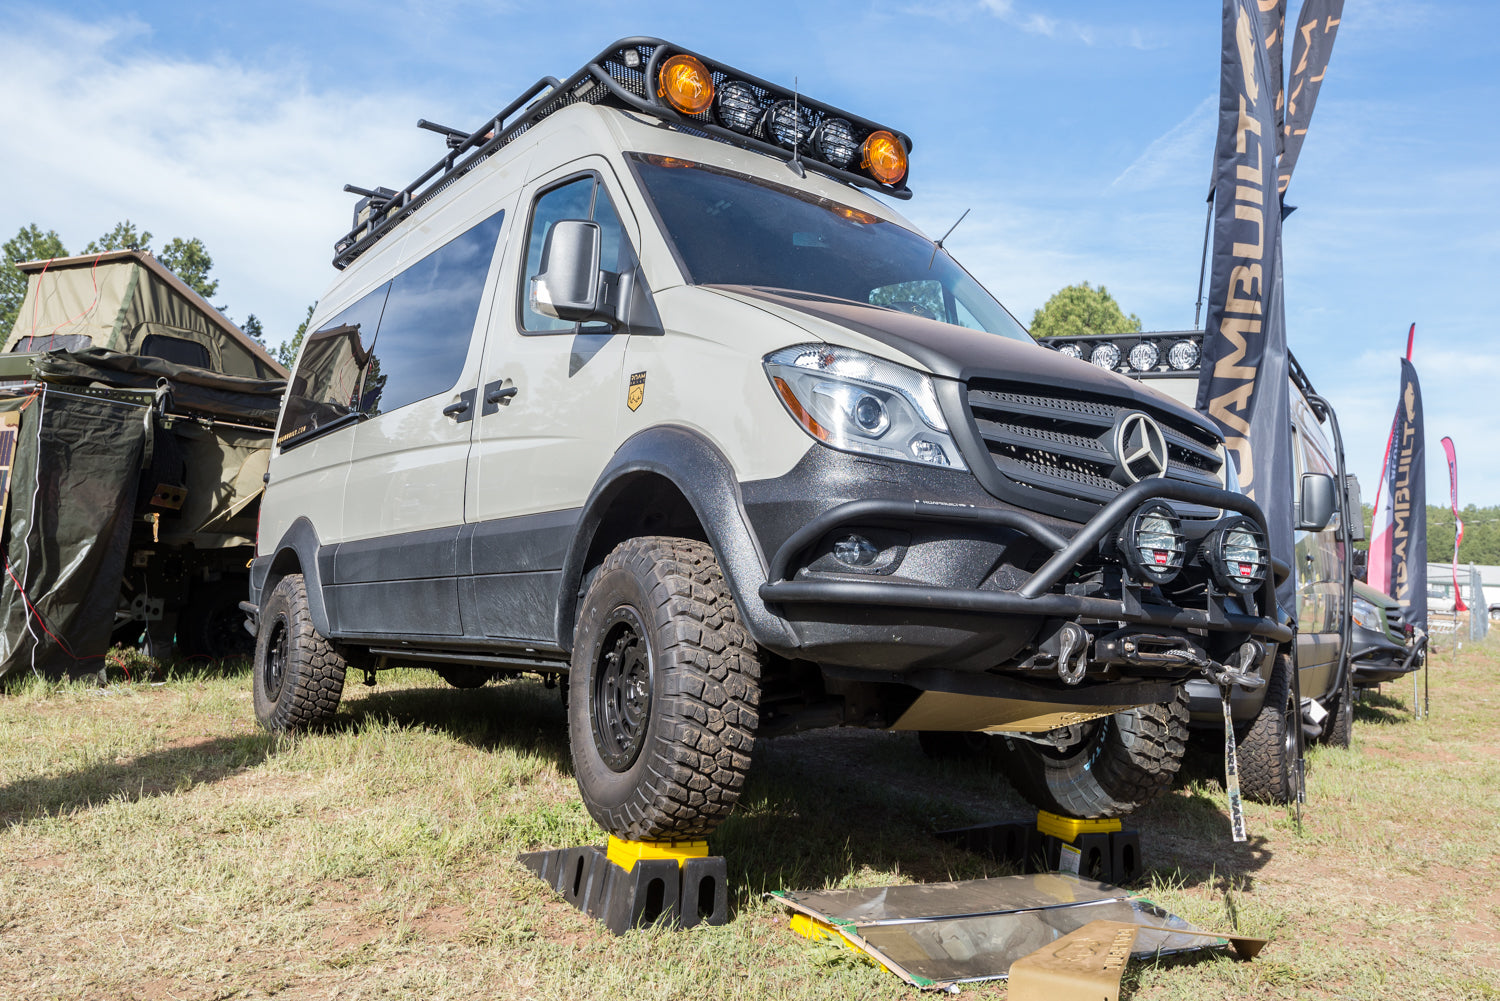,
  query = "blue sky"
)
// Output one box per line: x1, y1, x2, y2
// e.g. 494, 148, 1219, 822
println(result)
2, 1, 1496, 504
